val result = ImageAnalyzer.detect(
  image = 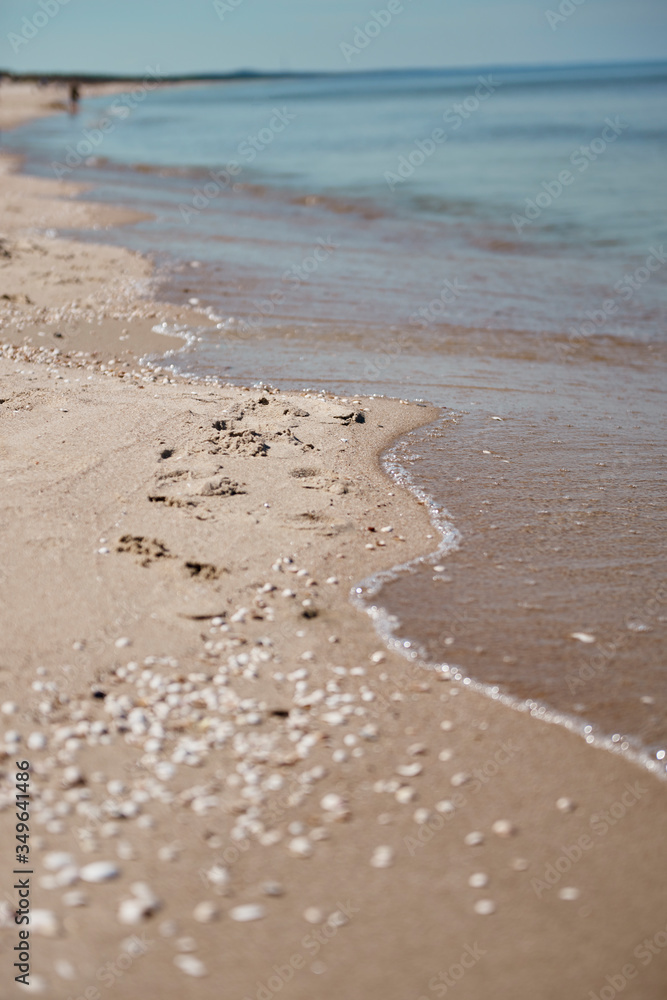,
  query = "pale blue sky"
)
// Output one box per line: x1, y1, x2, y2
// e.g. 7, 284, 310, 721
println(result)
1, 0, 666, 75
